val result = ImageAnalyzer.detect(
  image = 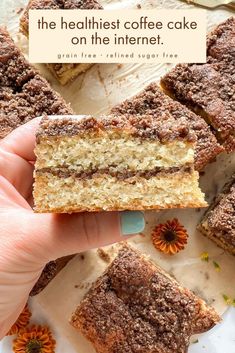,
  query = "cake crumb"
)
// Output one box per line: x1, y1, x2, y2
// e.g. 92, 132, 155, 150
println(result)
16, 7, 24, 14
97, 248, 111, 263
